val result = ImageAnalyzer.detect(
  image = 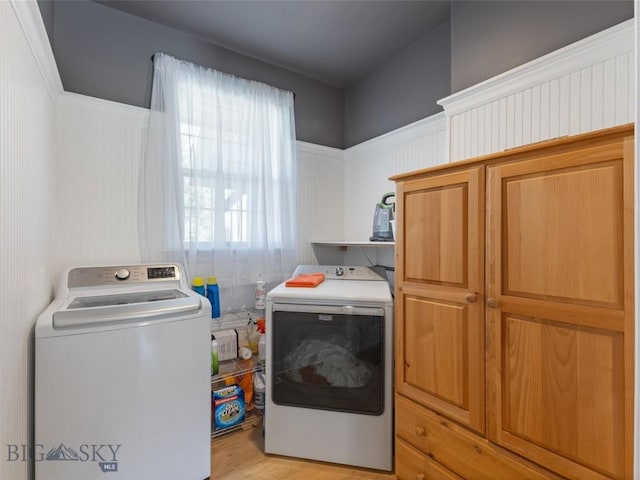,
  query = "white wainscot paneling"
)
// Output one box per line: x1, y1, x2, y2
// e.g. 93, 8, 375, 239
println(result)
296, 142, 345, 265
55, 97, 343, 272
440, 19, 634, 161
56, 93, 148, 274
343, 113, 447, 242
0, 2, 59, 479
